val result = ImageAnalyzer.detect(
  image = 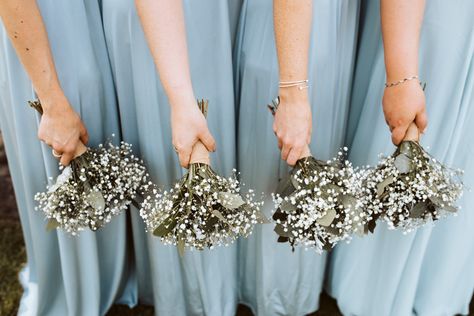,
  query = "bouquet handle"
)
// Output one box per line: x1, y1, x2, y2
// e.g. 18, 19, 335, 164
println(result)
403, 122, 420, 142
189, 141, 210, 165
